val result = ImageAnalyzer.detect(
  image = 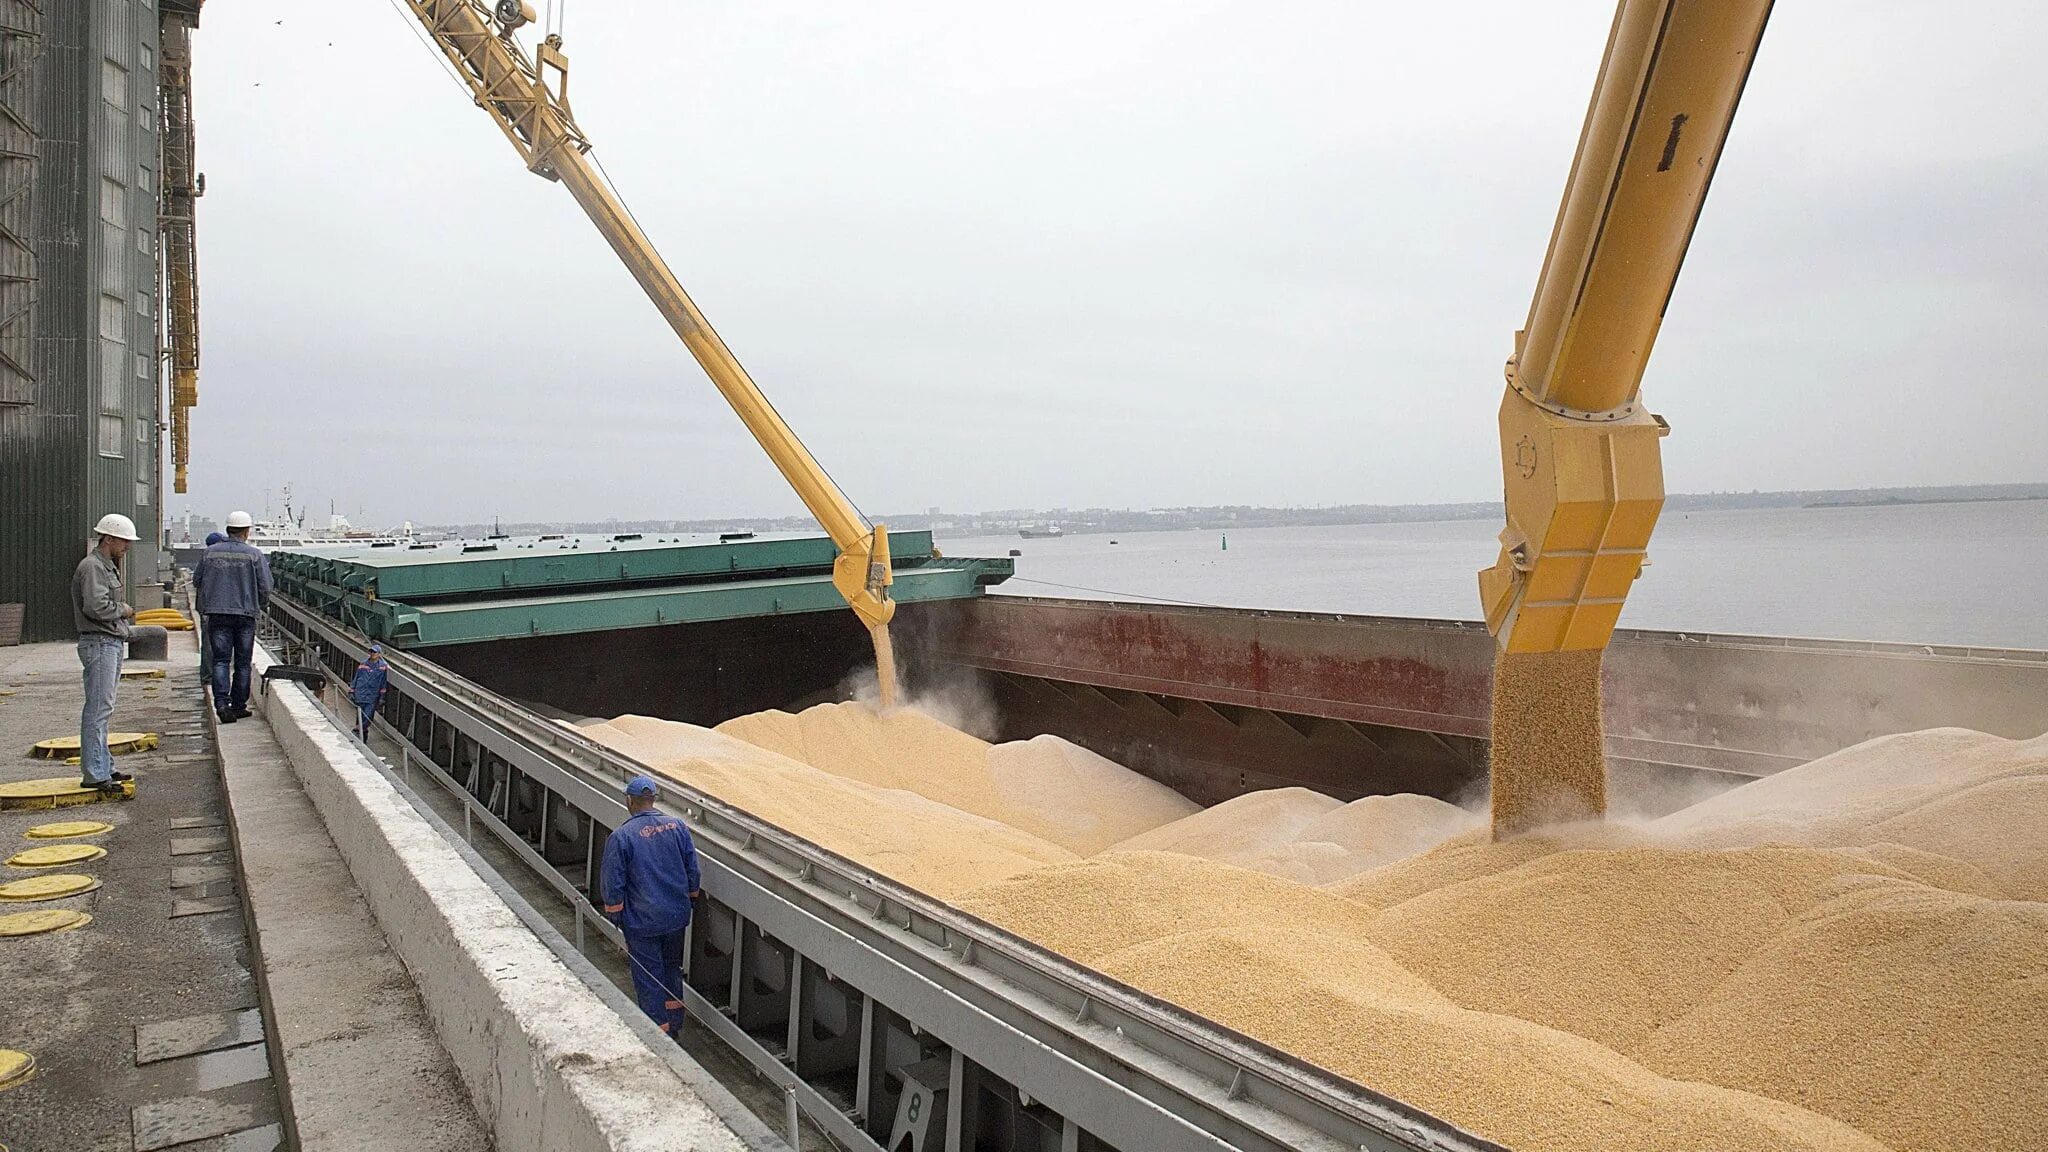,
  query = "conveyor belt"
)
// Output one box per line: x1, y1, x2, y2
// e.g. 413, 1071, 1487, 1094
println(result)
265, 593, 1500, 1152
